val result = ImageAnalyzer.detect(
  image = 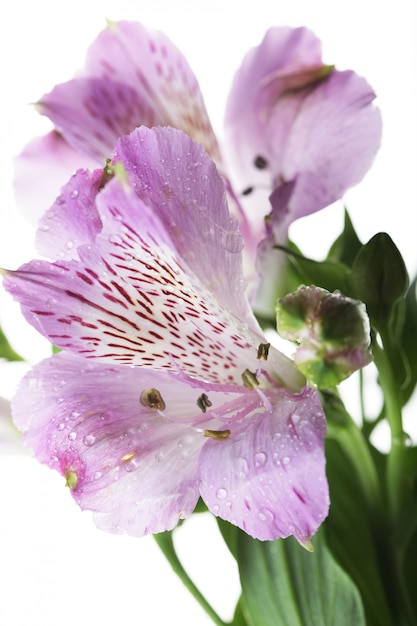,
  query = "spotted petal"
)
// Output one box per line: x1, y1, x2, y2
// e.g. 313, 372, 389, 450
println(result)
83, 20, 221, 161
12, 352, 203, 536
5, 127, 300, 390
199, 386, 328, 543
225, 26, 381, 236
37, 78, 156, 161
